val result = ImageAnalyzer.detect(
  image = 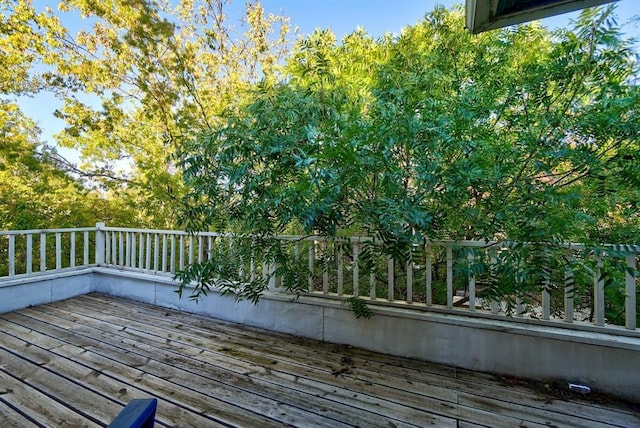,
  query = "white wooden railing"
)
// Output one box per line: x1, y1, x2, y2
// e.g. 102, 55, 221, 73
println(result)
0, 226, 98, 277
1, 223, 638, 331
